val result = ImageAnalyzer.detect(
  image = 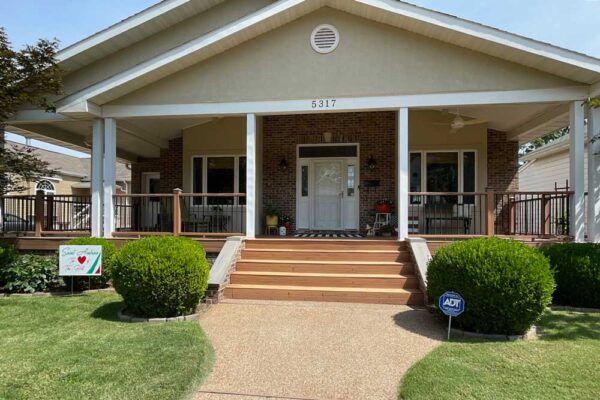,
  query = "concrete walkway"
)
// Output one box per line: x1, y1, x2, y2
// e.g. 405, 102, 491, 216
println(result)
194, 299, 443, 400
